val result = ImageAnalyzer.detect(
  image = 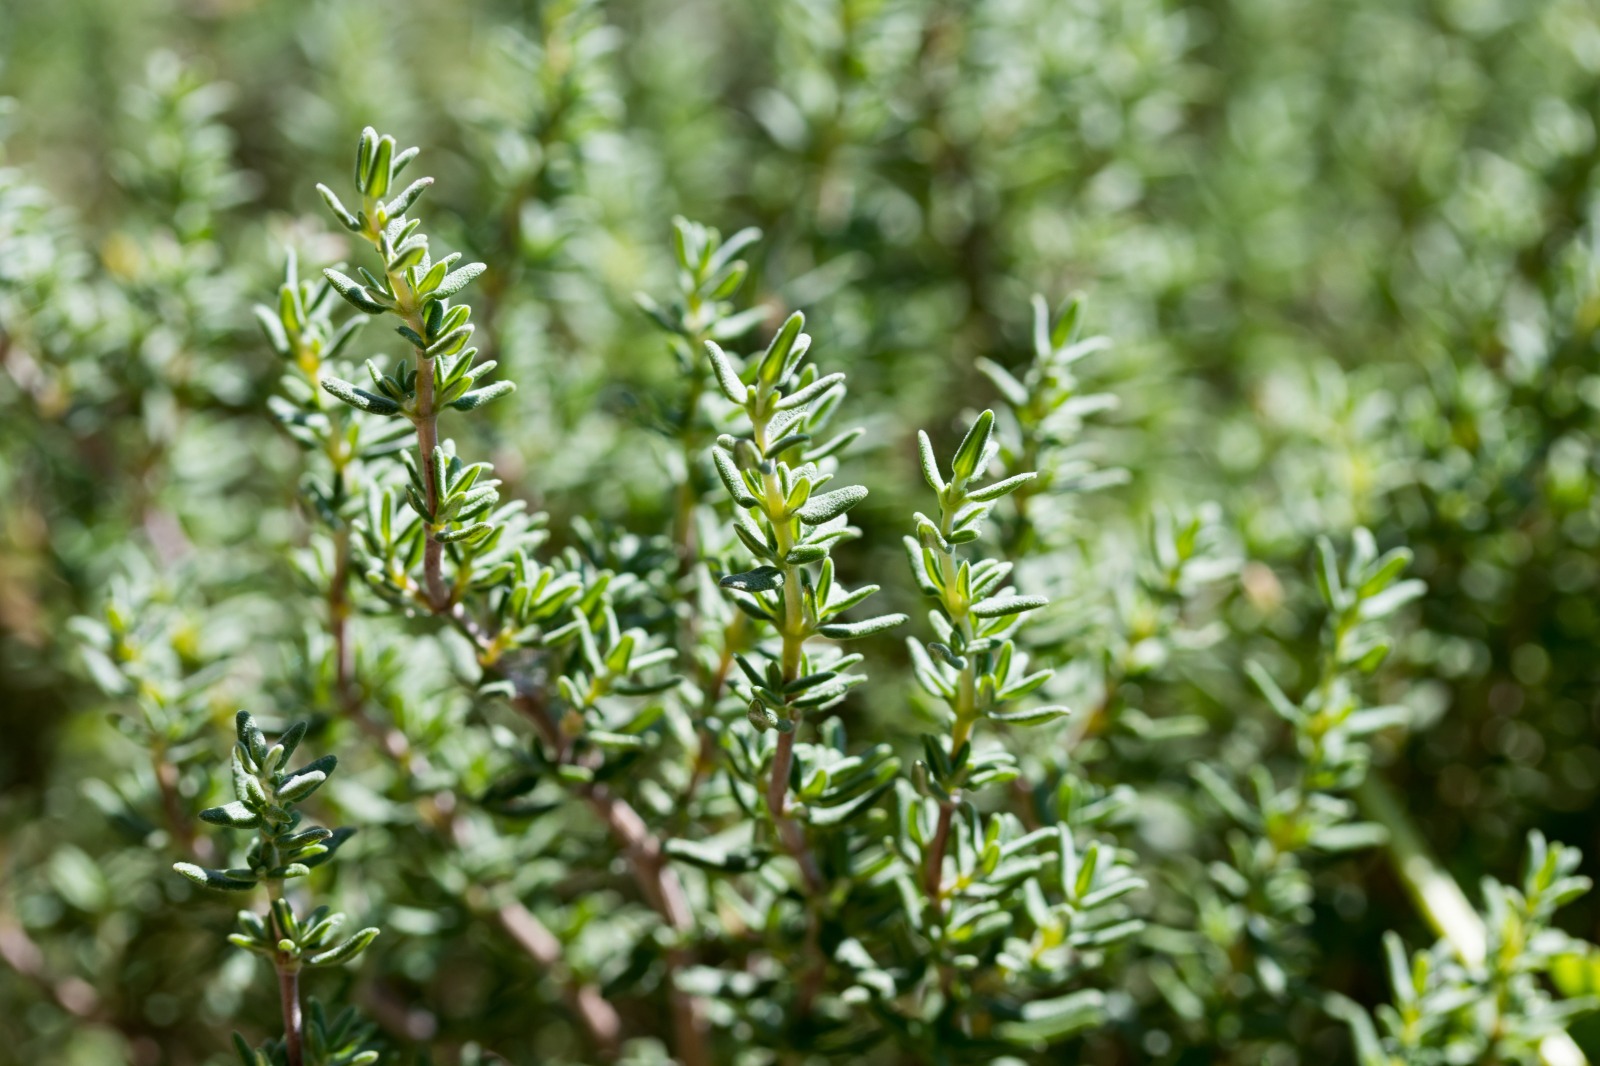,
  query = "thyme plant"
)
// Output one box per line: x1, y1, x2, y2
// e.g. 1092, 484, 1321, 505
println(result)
5, 3, 1600, 1062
